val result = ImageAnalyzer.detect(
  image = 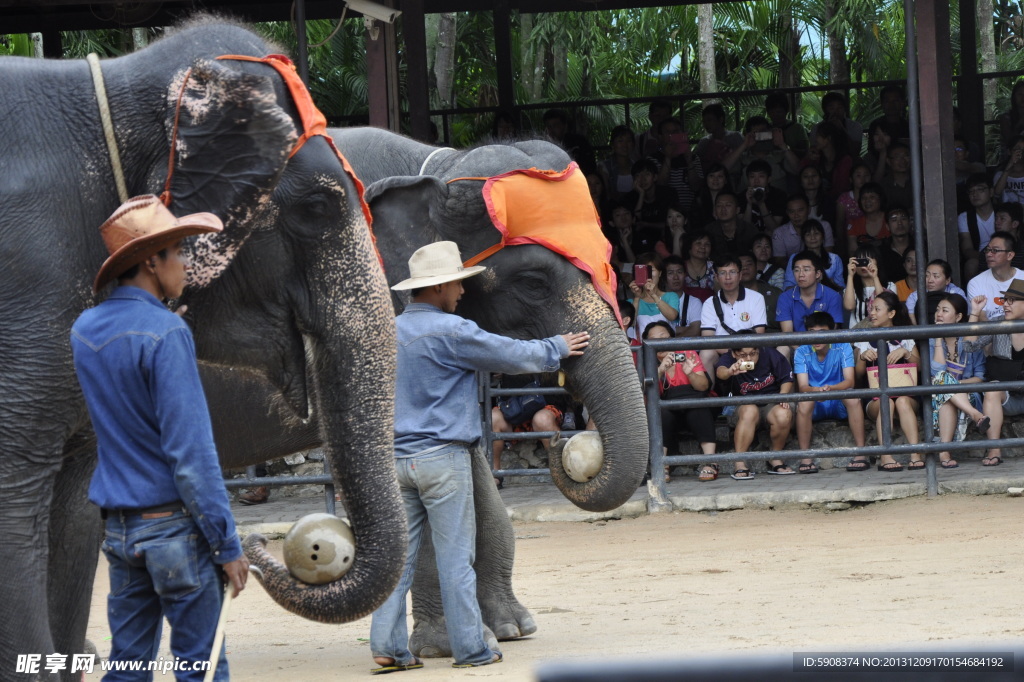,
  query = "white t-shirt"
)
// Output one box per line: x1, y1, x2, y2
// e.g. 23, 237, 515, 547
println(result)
848, 282, 897, 329
674, 291, 704, 329
957, 210, 996, 250
994, 170, 1024, 204
967, 268, 1024, 319
700, 287, 767, 336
